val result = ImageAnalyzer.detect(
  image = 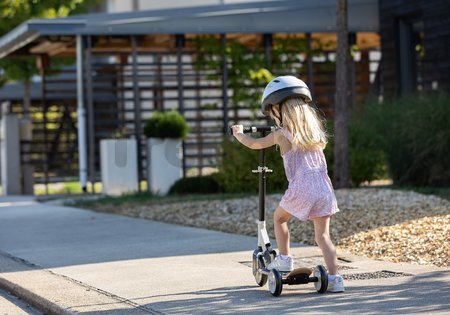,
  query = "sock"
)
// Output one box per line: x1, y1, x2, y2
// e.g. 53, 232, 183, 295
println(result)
279, 254, 291, 260
328, 274, 339, 280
